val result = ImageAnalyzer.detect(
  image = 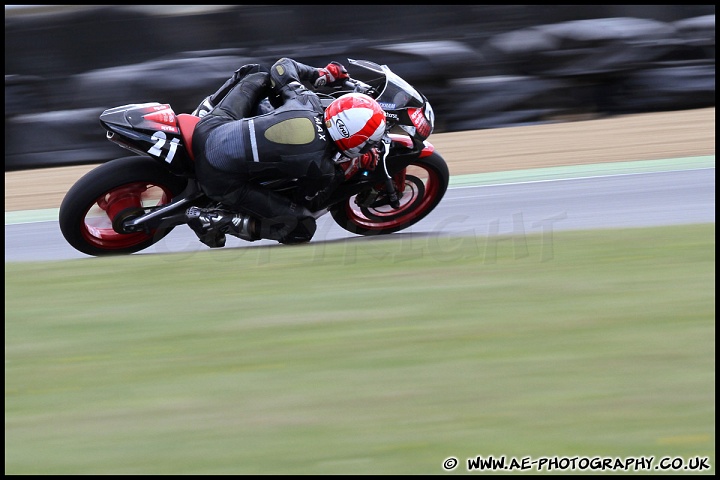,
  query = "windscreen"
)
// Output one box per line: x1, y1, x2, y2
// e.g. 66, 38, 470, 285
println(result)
348, 58, 425, 110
